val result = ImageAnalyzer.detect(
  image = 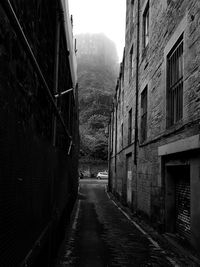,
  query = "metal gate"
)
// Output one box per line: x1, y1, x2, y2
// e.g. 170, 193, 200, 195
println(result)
175, 172, 190, 241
